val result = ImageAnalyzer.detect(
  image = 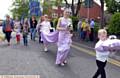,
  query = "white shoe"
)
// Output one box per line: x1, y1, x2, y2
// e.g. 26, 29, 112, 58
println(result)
60, 63, 65, 66
64, 60, 67, 64
44, 48, 48, 52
